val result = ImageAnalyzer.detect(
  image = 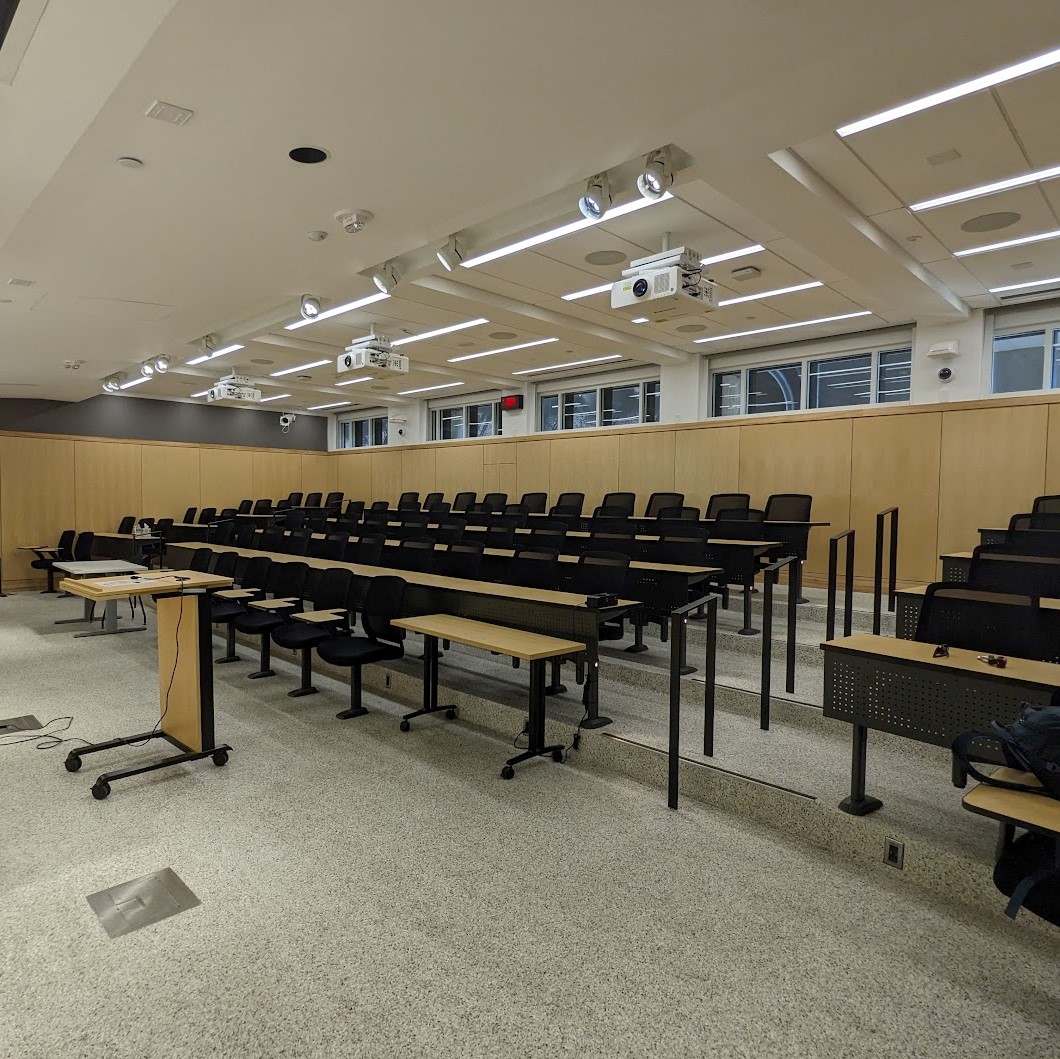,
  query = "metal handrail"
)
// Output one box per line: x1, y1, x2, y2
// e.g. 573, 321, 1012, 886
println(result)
667, 592, 720, 810
761, 556, 800, 731
826, 529, 855, 641
873, 507, 899, 634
